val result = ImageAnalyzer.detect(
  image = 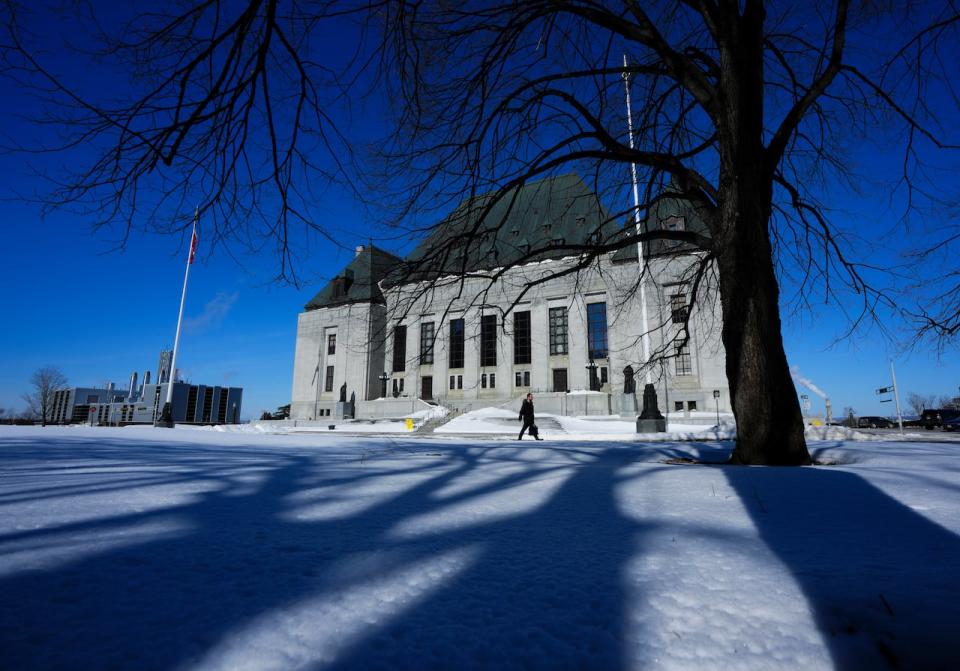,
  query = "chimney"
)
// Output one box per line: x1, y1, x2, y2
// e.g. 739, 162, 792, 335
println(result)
355, 245, 365, 257
128, 372, 139, 401
144, 371, 151, 386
